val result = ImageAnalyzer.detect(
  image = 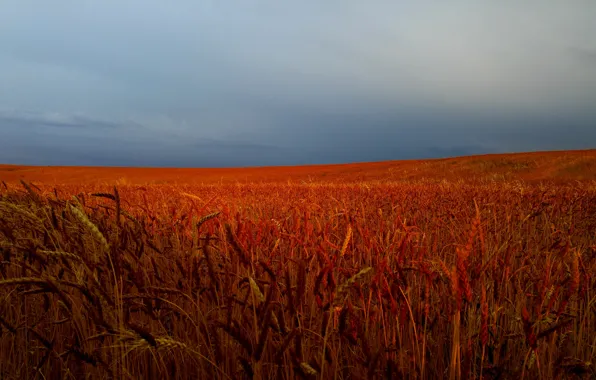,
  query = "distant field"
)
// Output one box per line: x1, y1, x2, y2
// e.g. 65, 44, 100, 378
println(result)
1, 149, 595, 185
